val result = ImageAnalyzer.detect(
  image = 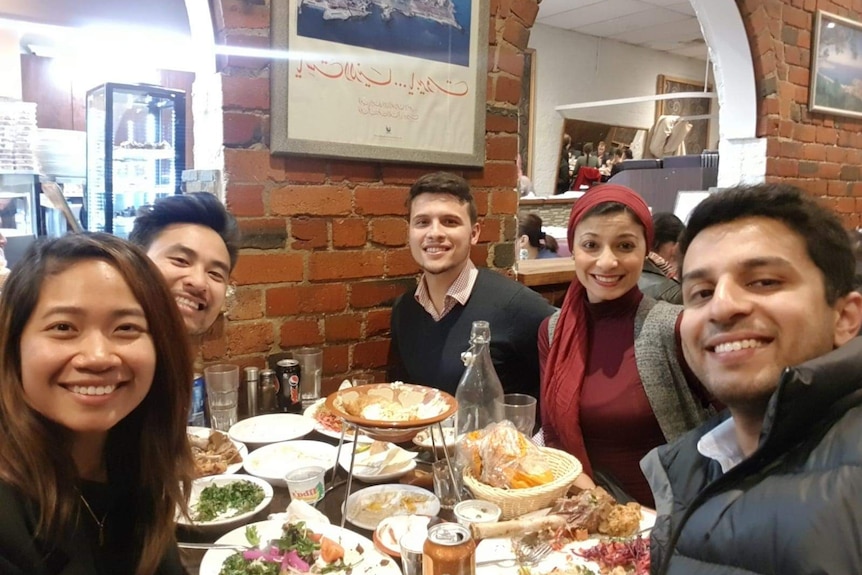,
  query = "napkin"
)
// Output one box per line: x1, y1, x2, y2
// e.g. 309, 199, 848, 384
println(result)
269, 500, 330, 525
354, 442, 417, 475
